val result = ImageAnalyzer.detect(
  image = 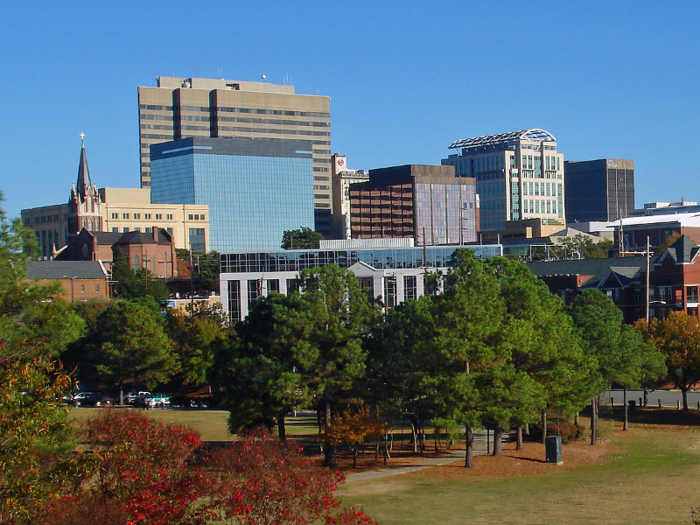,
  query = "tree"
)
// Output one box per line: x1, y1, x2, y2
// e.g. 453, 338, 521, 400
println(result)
568, 290, 629, 444
111, 246, 169, 303
557, 233, 613, 259
220, 292, 312, 440
84, 300, 176, 404
431, 249, 507, 466
0, 194, 85, 522
656, 232, 682, 255
281, 227, 324, 249
324, 405, 385, 468
297, 265, 378, 467
636, 311, 700, 411
165, 302, 230, 389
